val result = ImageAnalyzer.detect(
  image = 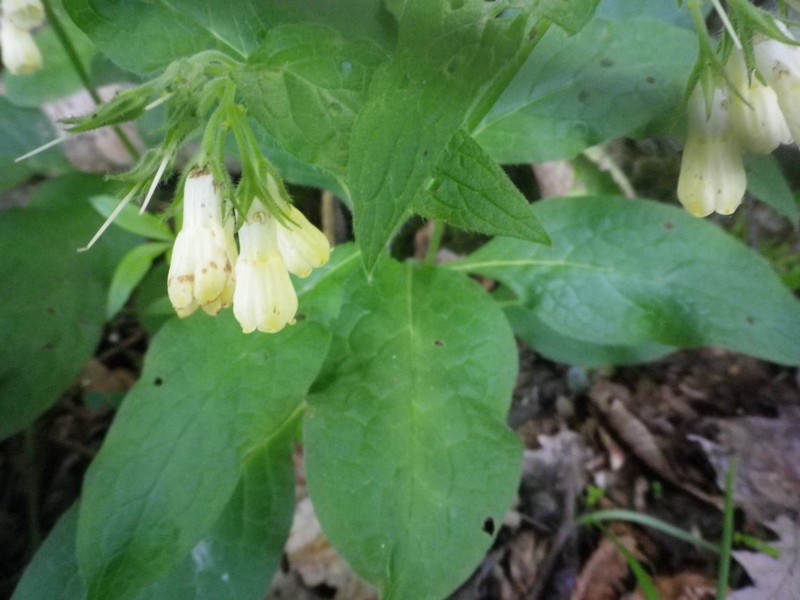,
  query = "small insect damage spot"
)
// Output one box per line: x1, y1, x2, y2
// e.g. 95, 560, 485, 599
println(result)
482, 517, 495, 536
154, 377, 164, 386
434, 339, 444, 347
